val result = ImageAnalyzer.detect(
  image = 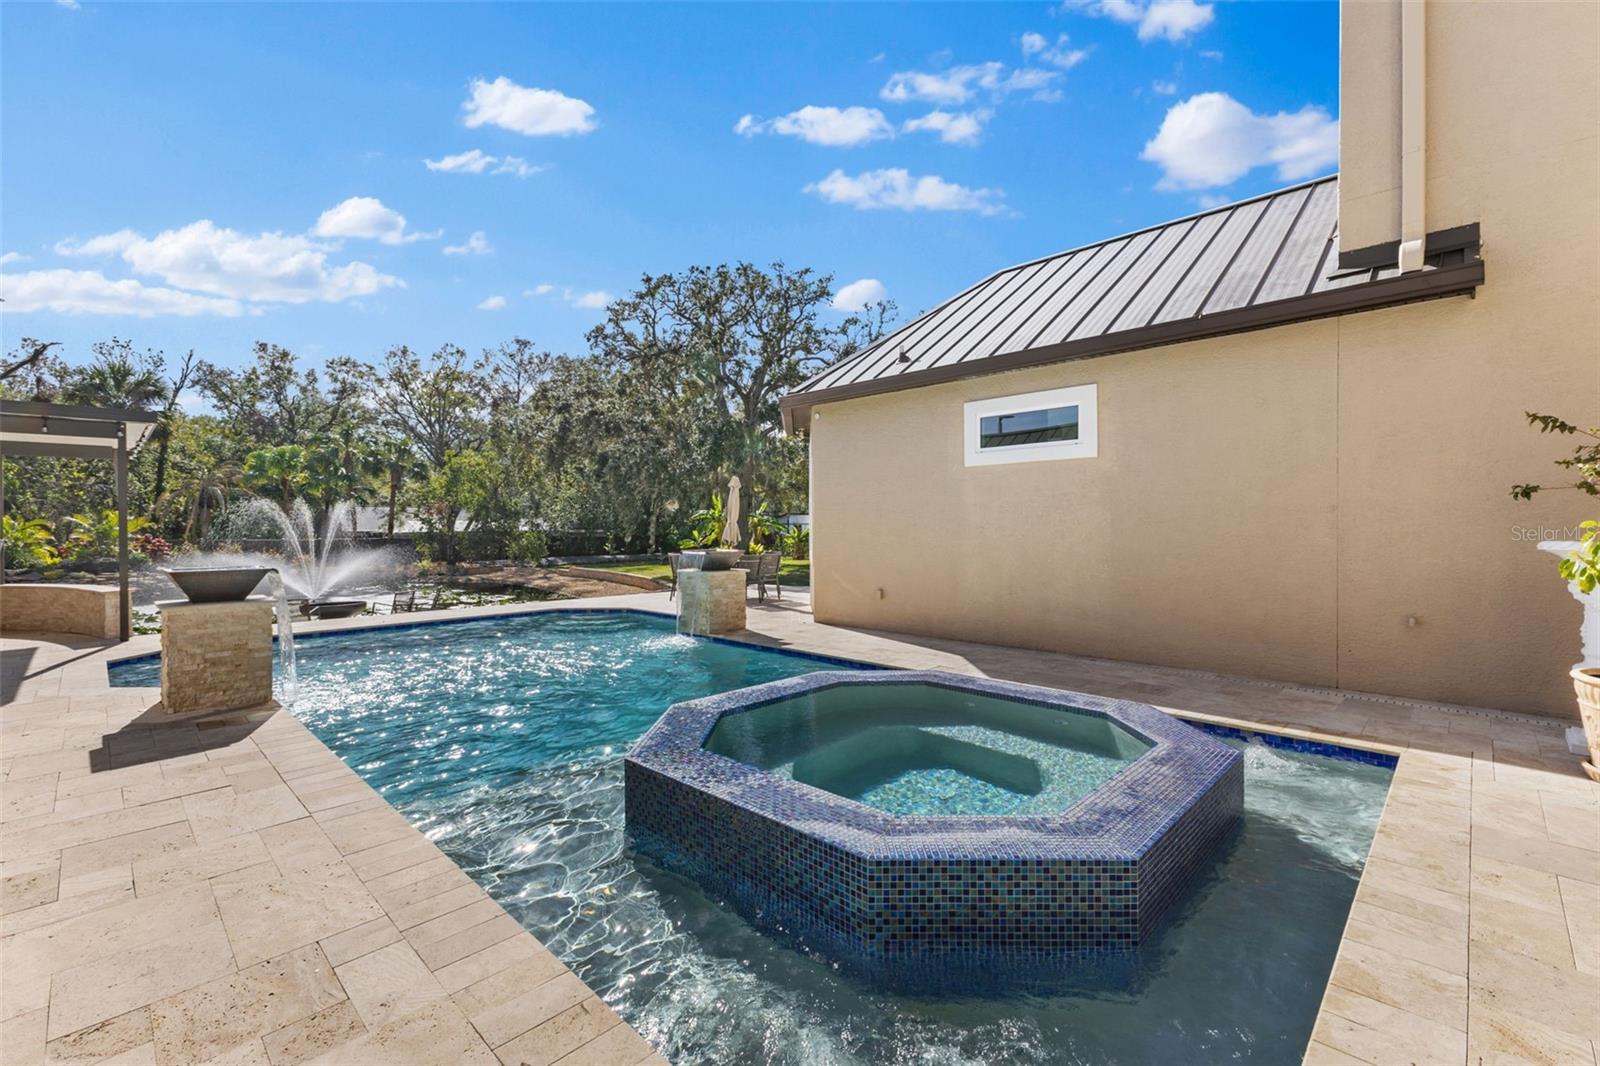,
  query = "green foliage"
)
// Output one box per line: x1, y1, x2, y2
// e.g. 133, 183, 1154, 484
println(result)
60, 510, 152, 561
1513, 411, 1600, 593
1559, 521, 1600, 595
1511, 412, 1600, 500
779, 524, 809, 560
679, 493, 725, 549
1, 262, 884, 561
747, 510, 785, 552
242, 445, 307, 509
2, 515, 59, 568
507, 530, 549, 563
